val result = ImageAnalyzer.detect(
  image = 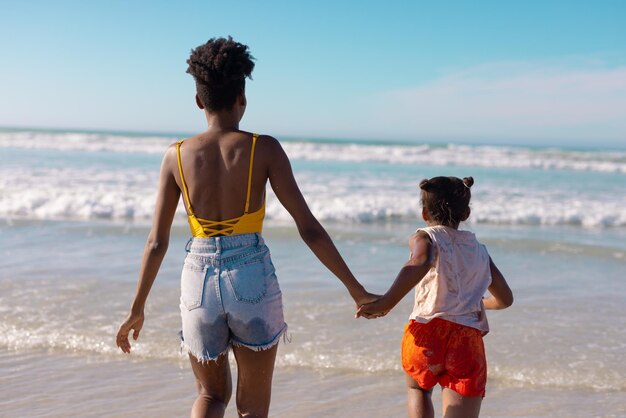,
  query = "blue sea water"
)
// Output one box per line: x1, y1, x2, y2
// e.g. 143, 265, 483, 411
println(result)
0, 128, 625, 417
